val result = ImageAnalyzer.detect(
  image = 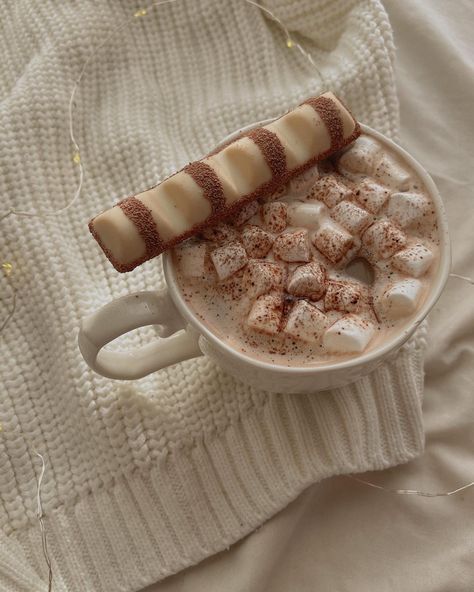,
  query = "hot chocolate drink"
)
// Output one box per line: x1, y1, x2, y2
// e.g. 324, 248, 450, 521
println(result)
173, 132, 440, 367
